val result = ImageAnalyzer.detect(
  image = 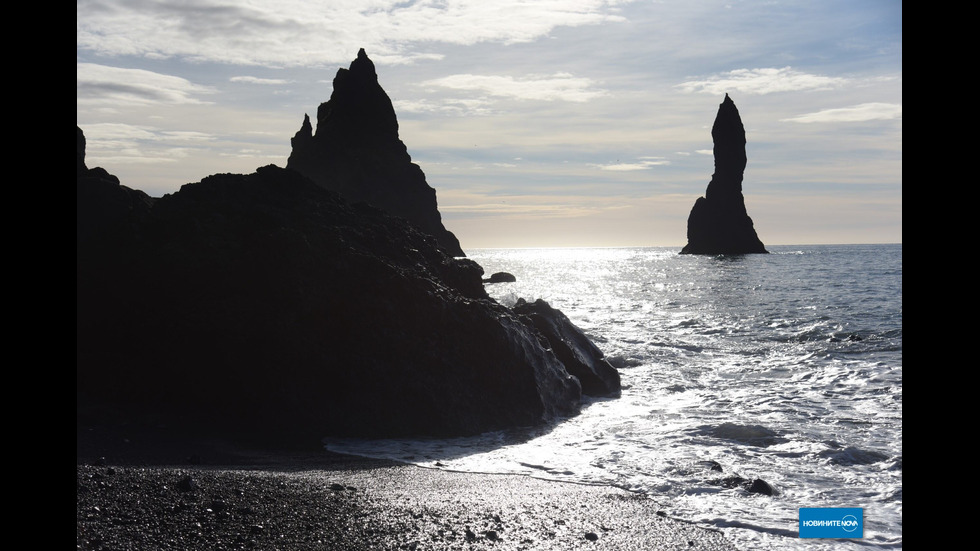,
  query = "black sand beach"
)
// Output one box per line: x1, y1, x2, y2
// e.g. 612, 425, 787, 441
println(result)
77, 424, 740, 550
